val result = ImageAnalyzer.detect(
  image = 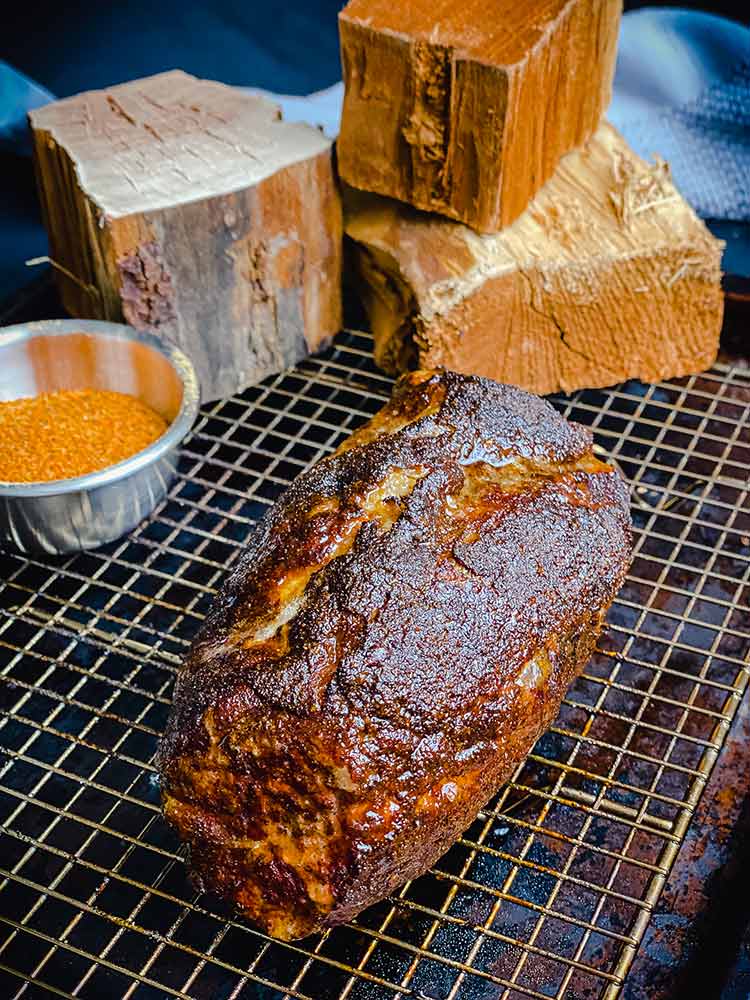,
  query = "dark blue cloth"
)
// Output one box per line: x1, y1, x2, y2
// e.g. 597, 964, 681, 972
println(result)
0, 152, 47, 305
2, 0, 343, 96
609, 9, 750, 220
